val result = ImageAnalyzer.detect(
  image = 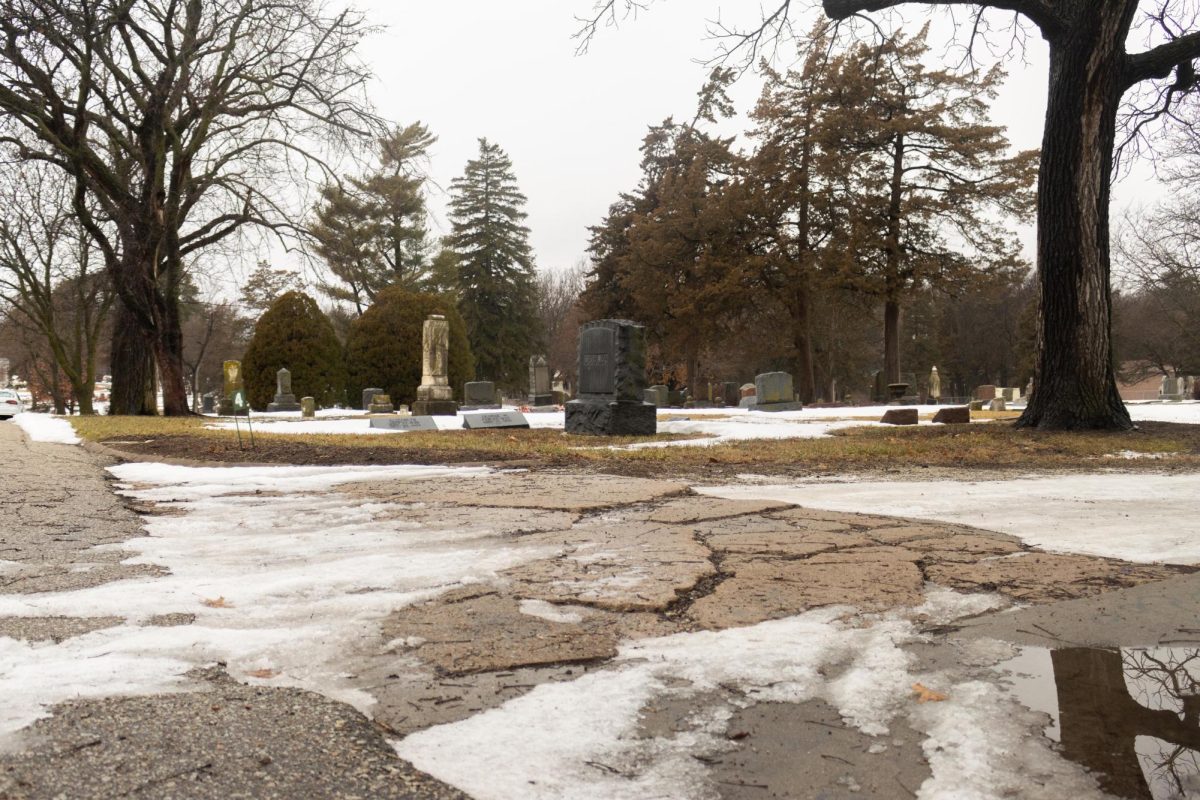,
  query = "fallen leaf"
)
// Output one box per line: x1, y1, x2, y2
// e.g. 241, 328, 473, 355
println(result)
202, 596, 231, 608
246, 668, 278, 679
912, 683, 948, 703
